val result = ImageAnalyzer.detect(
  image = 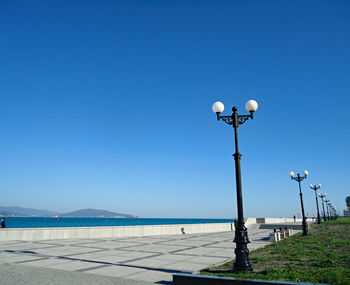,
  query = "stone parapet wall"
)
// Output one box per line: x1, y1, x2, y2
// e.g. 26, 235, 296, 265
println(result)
256, 217, 314, 224
0, 217, 312, 241
0, 222, 234, 241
